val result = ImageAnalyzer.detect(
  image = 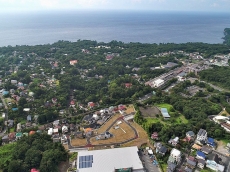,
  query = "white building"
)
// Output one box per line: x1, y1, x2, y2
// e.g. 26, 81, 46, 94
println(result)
48, 128, 53, 135
196, 129, 207, 145
168, 148, 181, 164
77, 146, 144, 172
152, 79, 164, 88
62, 126, 68, 133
